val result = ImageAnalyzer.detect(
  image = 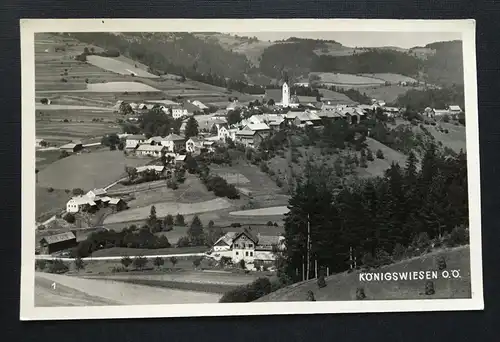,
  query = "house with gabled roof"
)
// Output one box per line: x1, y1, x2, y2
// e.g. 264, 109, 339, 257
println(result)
163, 133, 185, 152
39, 232, 77, 255
136, 144, 167, 157
186, 136, 204, 153
235, 129, 264, 148
125, 134, 147, 149
210, 228, 285, 268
